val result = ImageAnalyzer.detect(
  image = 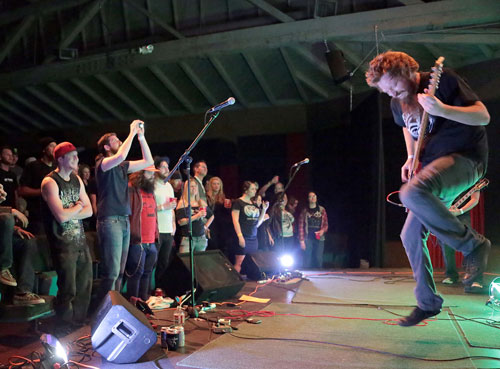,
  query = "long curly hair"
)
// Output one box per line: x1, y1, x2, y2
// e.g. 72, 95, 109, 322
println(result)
206, 176, 226, 206
365, 51, 419, 88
